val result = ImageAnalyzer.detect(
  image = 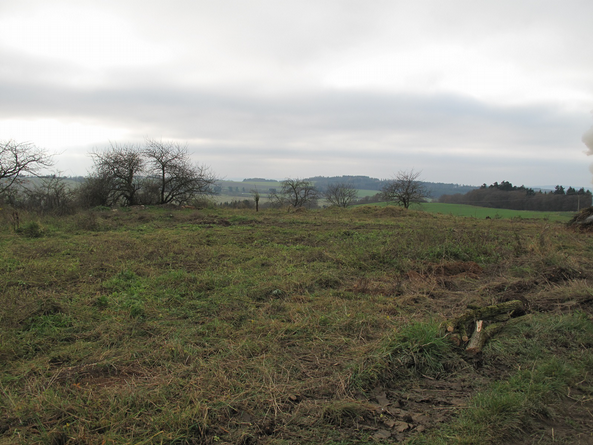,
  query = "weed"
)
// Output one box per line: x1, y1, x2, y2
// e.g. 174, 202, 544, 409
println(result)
94, 295, 109, 308
16, 220, 44, 238
387, 320, 454, 378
